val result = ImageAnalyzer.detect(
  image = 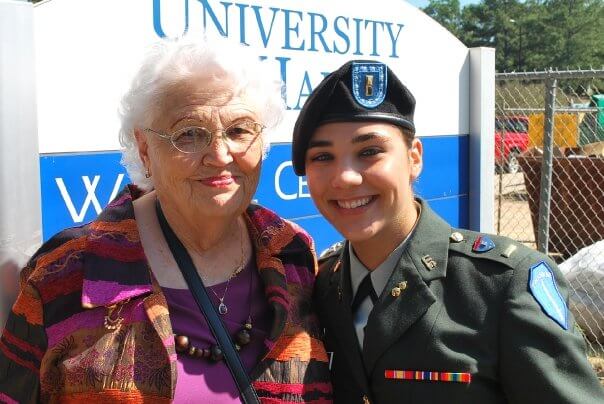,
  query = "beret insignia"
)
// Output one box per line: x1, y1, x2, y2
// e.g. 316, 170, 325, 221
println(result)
352, 62, 387, 108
